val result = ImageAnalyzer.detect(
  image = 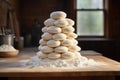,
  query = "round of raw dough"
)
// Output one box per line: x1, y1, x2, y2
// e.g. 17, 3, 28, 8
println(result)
62, 26, 75, 34
55, 46, 68, 53
42, 33, 52, 40
74, 52, 81, 58
38, 45, 43, 50
54, 19, 68, 27
67, 33, 78, 39
47, 40, 61, 47
39, 39, 47, 46
42, 26, 48, 33
66, 18, 75, 26
36, 51, 47, 59
53, 33, 67, 40
62, 39, 73, 47
48, 52, 61, 59
50, 11, 67, 20
62, 52, 74, 59
40, 46, 54, 53
44, 18, 55, 26
47, 26, 62, 34
72, 39, 78, 45
69, 46, 81, 52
